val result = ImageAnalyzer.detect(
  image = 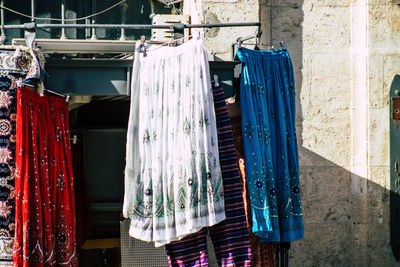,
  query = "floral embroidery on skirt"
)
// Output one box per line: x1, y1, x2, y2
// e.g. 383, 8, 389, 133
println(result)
123, 39, 225, 246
